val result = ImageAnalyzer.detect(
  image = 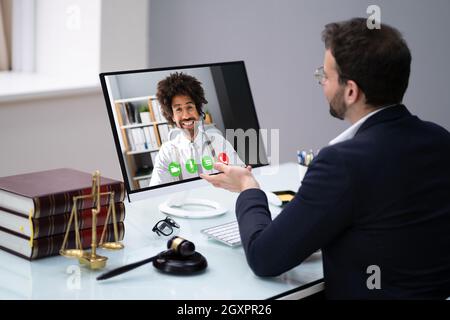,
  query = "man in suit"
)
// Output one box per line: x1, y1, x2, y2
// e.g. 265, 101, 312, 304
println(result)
201, 18, 450, 299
